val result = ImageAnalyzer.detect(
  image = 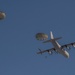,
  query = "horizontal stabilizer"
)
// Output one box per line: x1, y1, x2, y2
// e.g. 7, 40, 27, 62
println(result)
43, 37, 62, 43
43, 39, 52, 43
54, 37, 62, 40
